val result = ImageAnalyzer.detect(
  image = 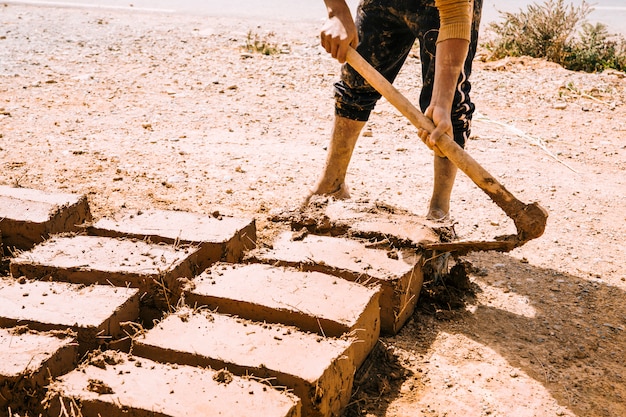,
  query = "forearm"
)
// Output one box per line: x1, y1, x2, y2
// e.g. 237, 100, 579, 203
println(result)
431, 38, 469, 112
431, 0, 473, 111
